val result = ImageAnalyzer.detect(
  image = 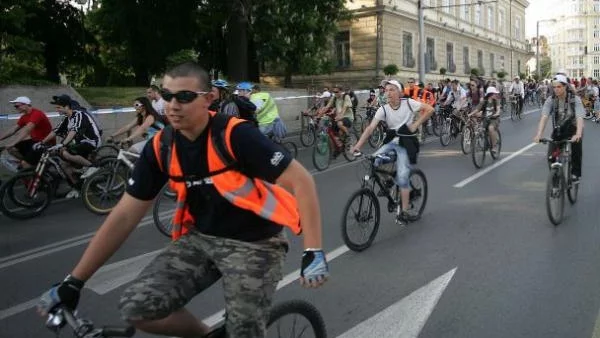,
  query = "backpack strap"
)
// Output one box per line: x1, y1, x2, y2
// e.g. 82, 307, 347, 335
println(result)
158, 125, 175, 175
